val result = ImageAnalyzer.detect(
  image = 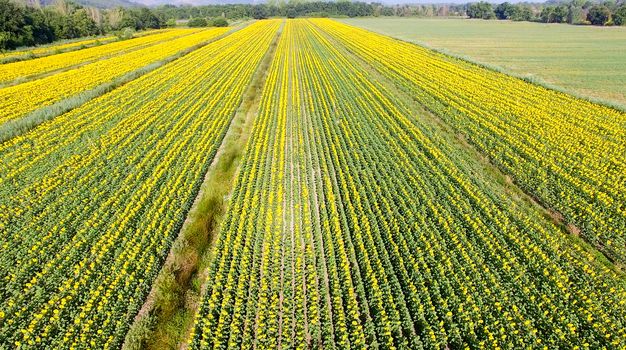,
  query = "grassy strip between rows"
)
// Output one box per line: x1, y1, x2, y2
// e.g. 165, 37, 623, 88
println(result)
122, 22, 283, 350
0, 26, 244, 144
0, 36, 118, 65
